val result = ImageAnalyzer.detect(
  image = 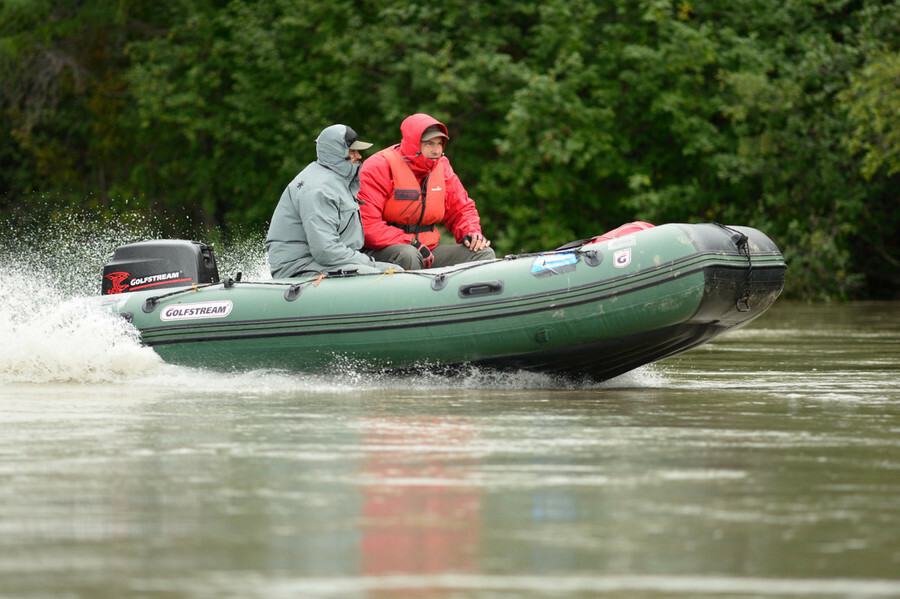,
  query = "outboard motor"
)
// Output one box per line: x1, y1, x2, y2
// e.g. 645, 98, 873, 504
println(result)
102, 240, 219, 295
